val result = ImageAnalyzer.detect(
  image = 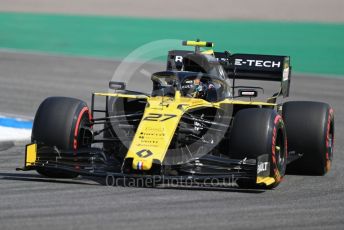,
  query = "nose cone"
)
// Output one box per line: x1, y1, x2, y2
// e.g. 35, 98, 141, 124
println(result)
124, 97, 184, 171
